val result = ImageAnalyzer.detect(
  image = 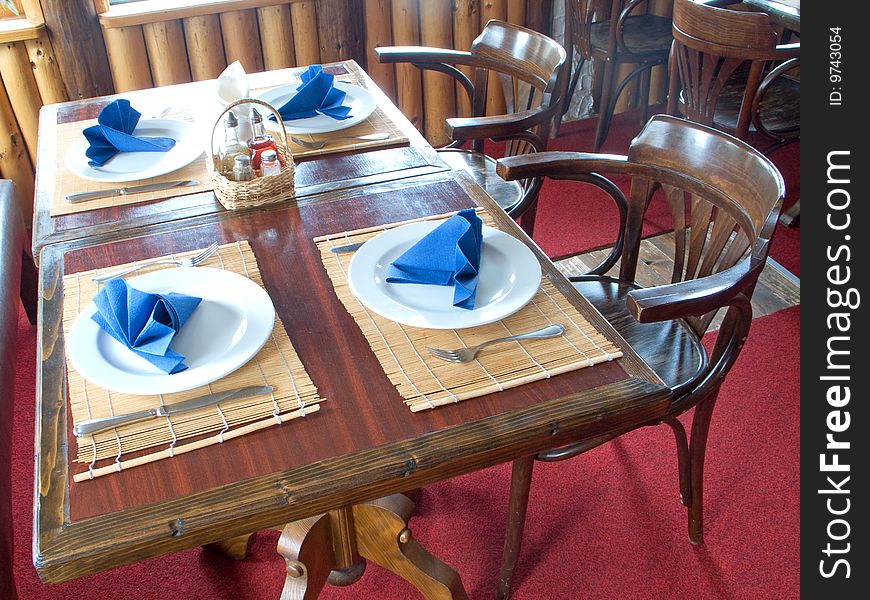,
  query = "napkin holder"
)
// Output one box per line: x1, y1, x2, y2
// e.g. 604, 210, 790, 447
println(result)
207, 98, 296, 210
